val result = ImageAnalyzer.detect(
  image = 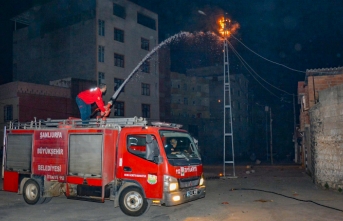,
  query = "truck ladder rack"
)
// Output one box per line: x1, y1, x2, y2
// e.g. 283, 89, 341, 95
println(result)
8, 116, 147, 129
